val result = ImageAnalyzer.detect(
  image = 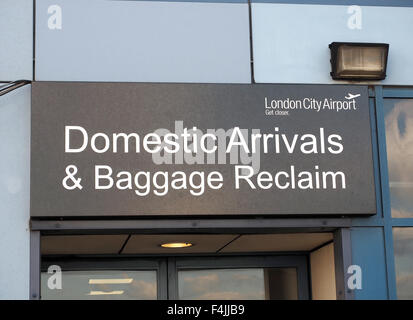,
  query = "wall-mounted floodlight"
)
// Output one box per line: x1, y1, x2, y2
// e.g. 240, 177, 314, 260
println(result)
329, 42, 389, 80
